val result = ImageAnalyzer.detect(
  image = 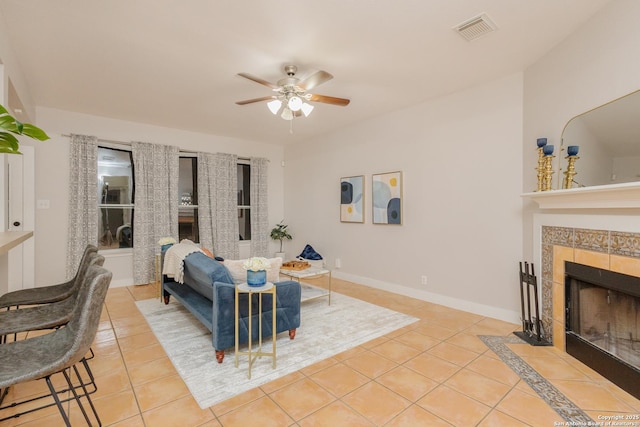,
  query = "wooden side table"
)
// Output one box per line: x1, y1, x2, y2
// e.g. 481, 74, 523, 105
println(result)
234, 282, 277, 379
